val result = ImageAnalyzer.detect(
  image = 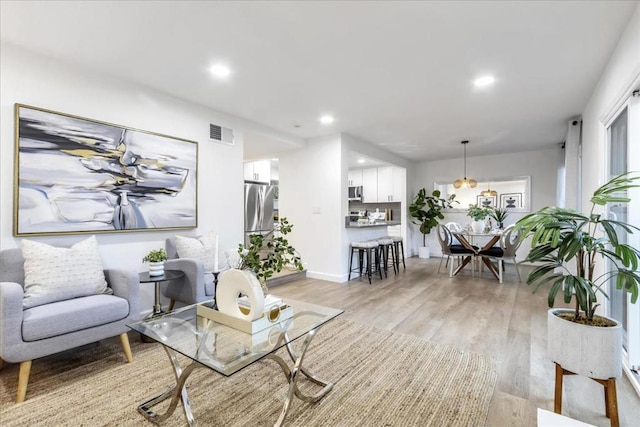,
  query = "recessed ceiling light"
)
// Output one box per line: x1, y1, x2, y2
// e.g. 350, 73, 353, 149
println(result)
473, 75, 495, 88
357, 159, 365, 164
209, 64, 231, 78
319, 115, 334, 125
